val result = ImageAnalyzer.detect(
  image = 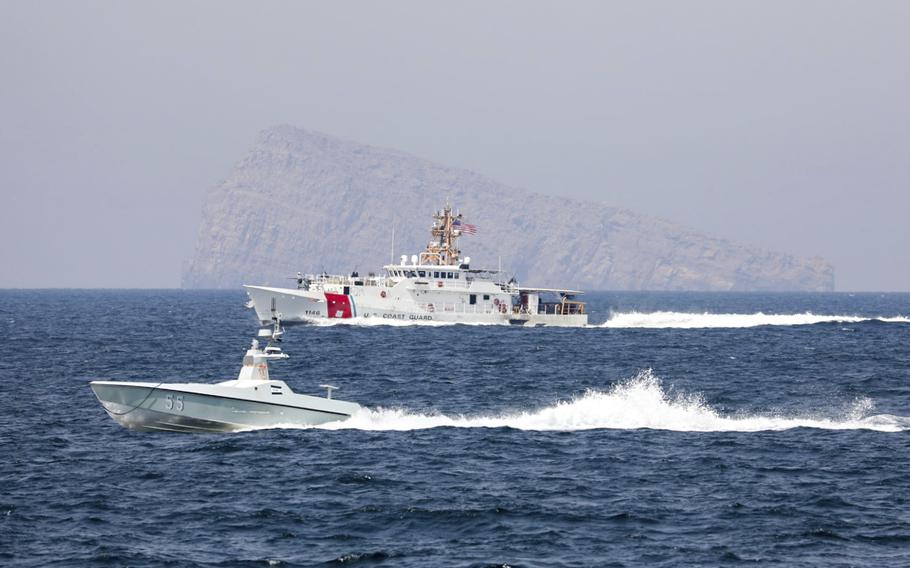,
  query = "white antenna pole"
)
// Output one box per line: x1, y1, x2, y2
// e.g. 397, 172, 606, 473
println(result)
498, 255, 502, 273
390, 224, 395, 264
